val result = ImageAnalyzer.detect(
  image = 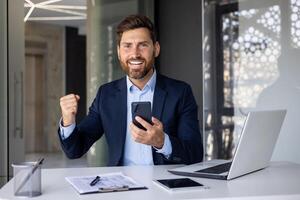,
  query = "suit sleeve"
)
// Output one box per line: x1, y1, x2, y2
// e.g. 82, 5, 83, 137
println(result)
58, 87, 104, 159
167, 85, 203, 164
